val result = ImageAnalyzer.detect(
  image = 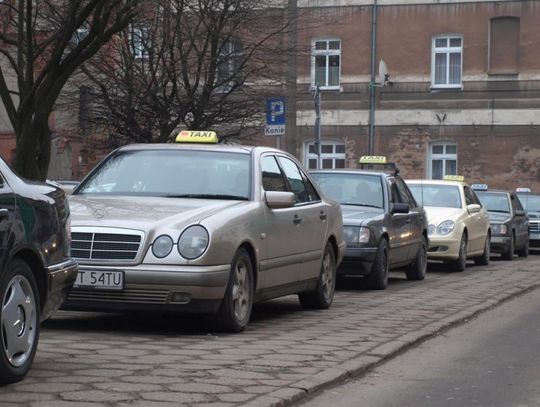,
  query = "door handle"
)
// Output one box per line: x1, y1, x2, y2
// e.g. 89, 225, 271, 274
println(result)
293, 215, 302, 225
319, 211, 327, 221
